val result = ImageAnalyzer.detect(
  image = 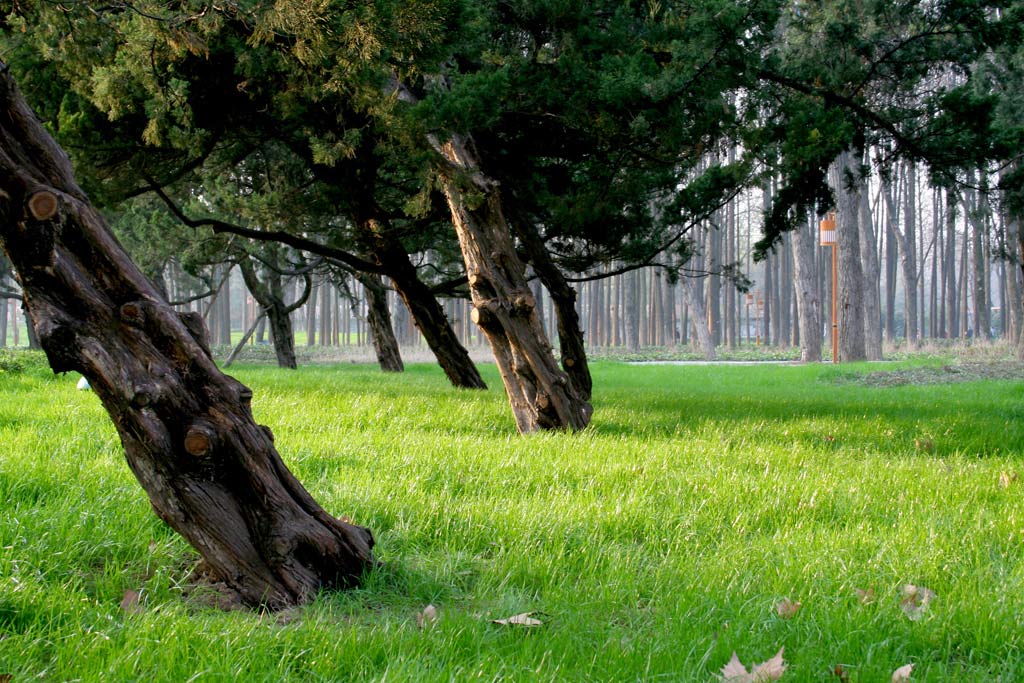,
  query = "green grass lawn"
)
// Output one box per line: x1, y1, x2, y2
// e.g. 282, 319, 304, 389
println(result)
0, 354, 1021, 682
